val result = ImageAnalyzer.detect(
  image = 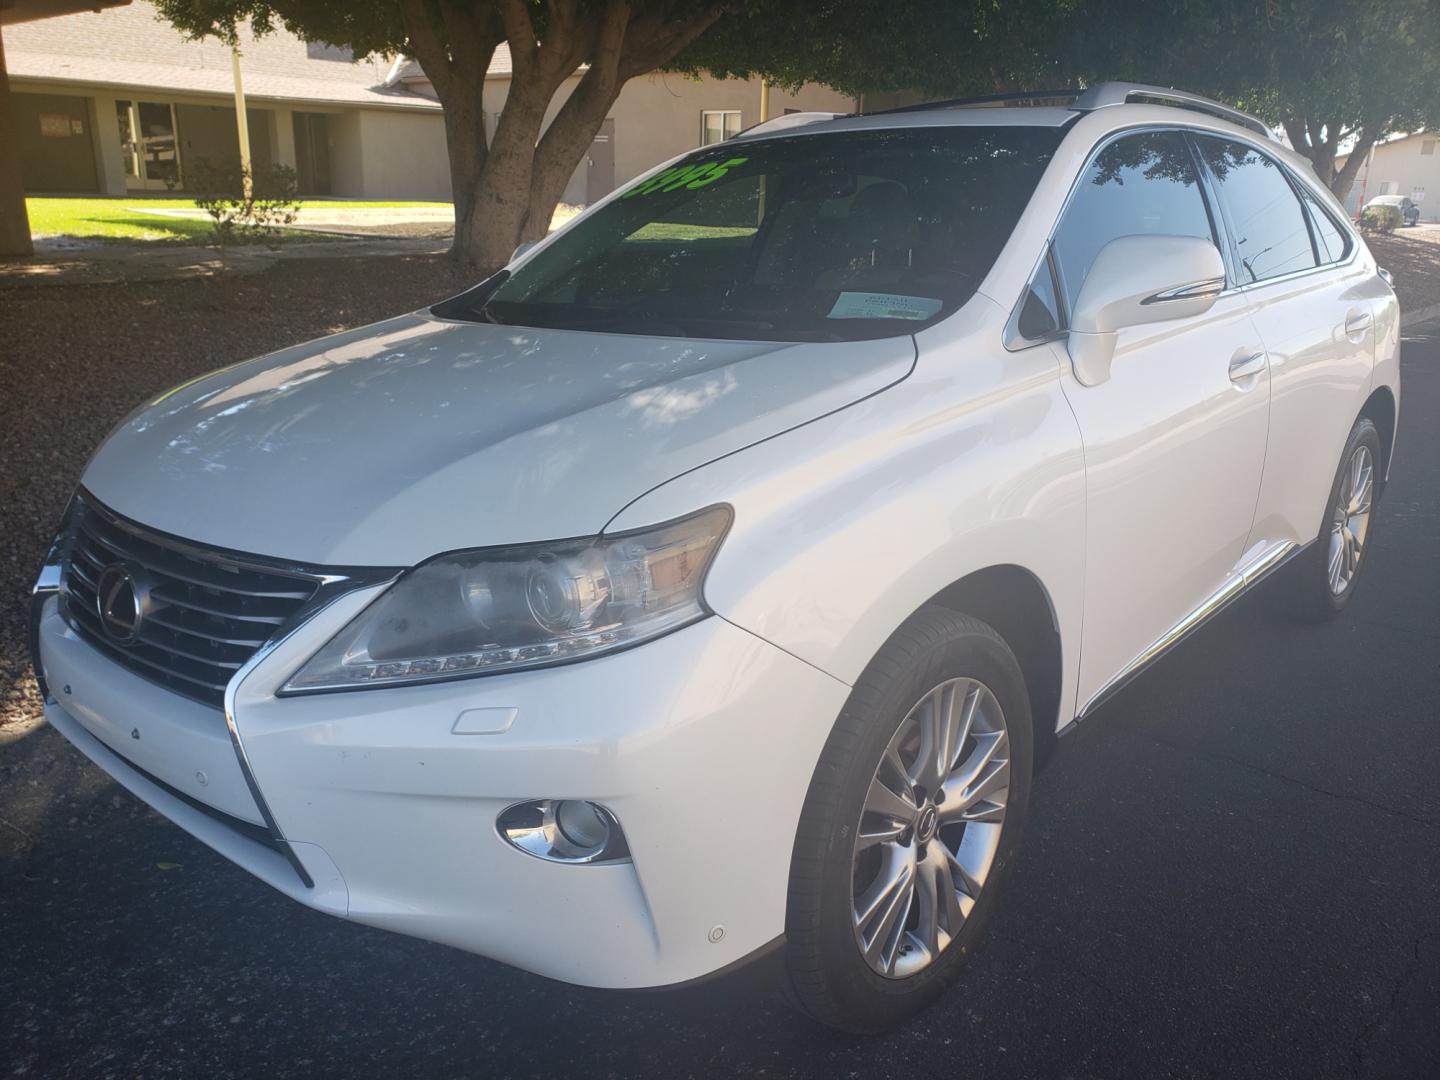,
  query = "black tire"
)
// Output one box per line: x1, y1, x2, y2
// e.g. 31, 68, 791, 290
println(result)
783, 606, 1033, 1033
1272, 416, 1382, 622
